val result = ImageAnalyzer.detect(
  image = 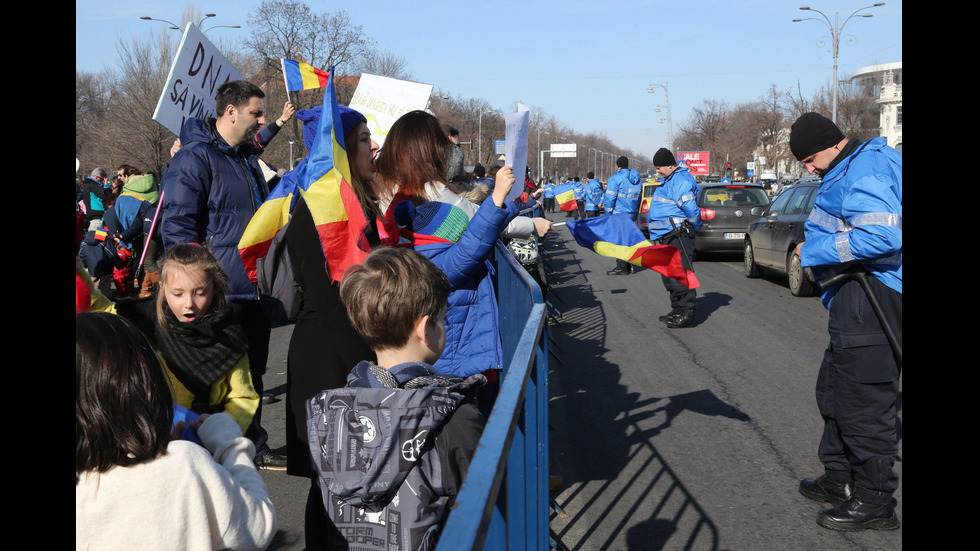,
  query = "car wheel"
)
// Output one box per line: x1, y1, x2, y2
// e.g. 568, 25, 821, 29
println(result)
744, 239, 761, 278
788, 249, 816, 296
